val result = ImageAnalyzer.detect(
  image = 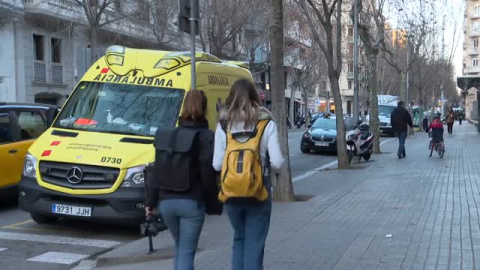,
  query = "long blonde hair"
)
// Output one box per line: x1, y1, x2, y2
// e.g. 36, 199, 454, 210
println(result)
223, 79, 261, 128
